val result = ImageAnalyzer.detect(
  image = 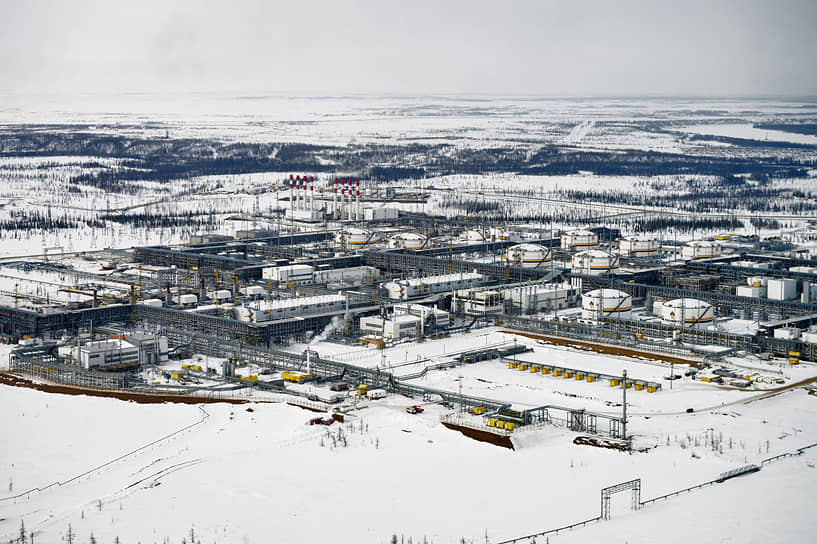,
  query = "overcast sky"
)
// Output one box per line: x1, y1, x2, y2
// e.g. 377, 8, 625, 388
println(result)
1, 0, 816, 97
